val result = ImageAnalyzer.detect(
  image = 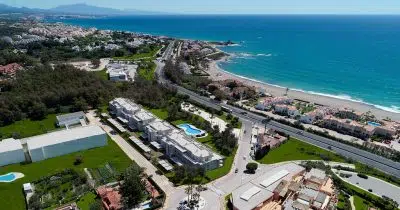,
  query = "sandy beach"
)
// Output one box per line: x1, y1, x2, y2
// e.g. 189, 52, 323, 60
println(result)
208, 56, 400, 121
